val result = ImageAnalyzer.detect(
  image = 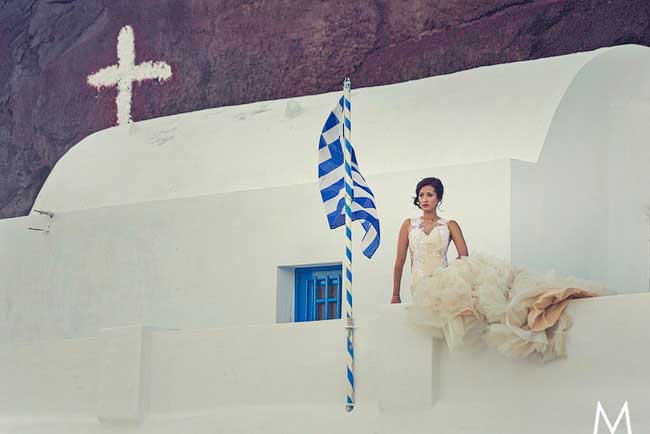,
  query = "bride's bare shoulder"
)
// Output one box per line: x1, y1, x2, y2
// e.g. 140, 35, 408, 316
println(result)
398, 218, 413, 235
447, 219, 464, 233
